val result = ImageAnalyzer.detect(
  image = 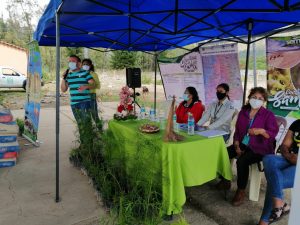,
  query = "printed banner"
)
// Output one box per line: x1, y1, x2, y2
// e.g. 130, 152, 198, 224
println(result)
23, 41, 42, 144
199, 43, 243, 108
158, 51, 206, 104
266, 36, 300, 123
